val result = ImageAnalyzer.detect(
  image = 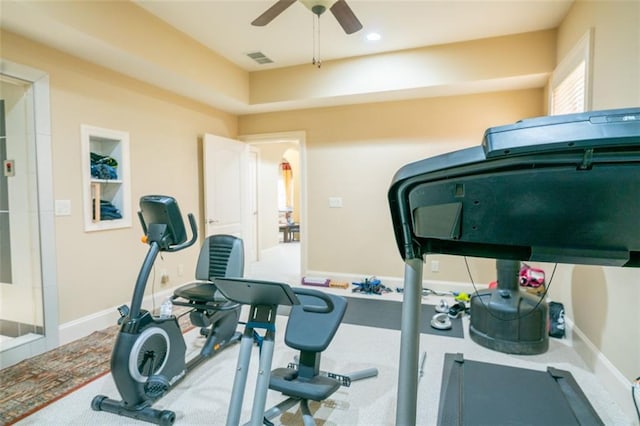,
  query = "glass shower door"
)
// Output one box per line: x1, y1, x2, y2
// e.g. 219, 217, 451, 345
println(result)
0, 76, 45, 352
